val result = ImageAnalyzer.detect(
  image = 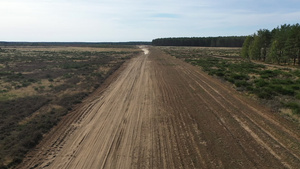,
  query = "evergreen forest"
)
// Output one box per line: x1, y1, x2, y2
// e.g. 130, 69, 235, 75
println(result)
241, 23, 300, 65
152, 36, 245, 47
